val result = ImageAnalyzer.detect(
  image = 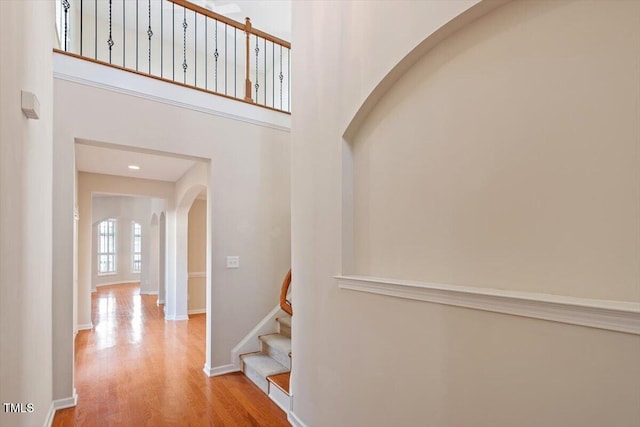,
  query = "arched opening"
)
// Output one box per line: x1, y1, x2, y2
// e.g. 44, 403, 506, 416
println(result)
158, 212, 166, 306
187, 190, 207, 317
166, 182, 208, 321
